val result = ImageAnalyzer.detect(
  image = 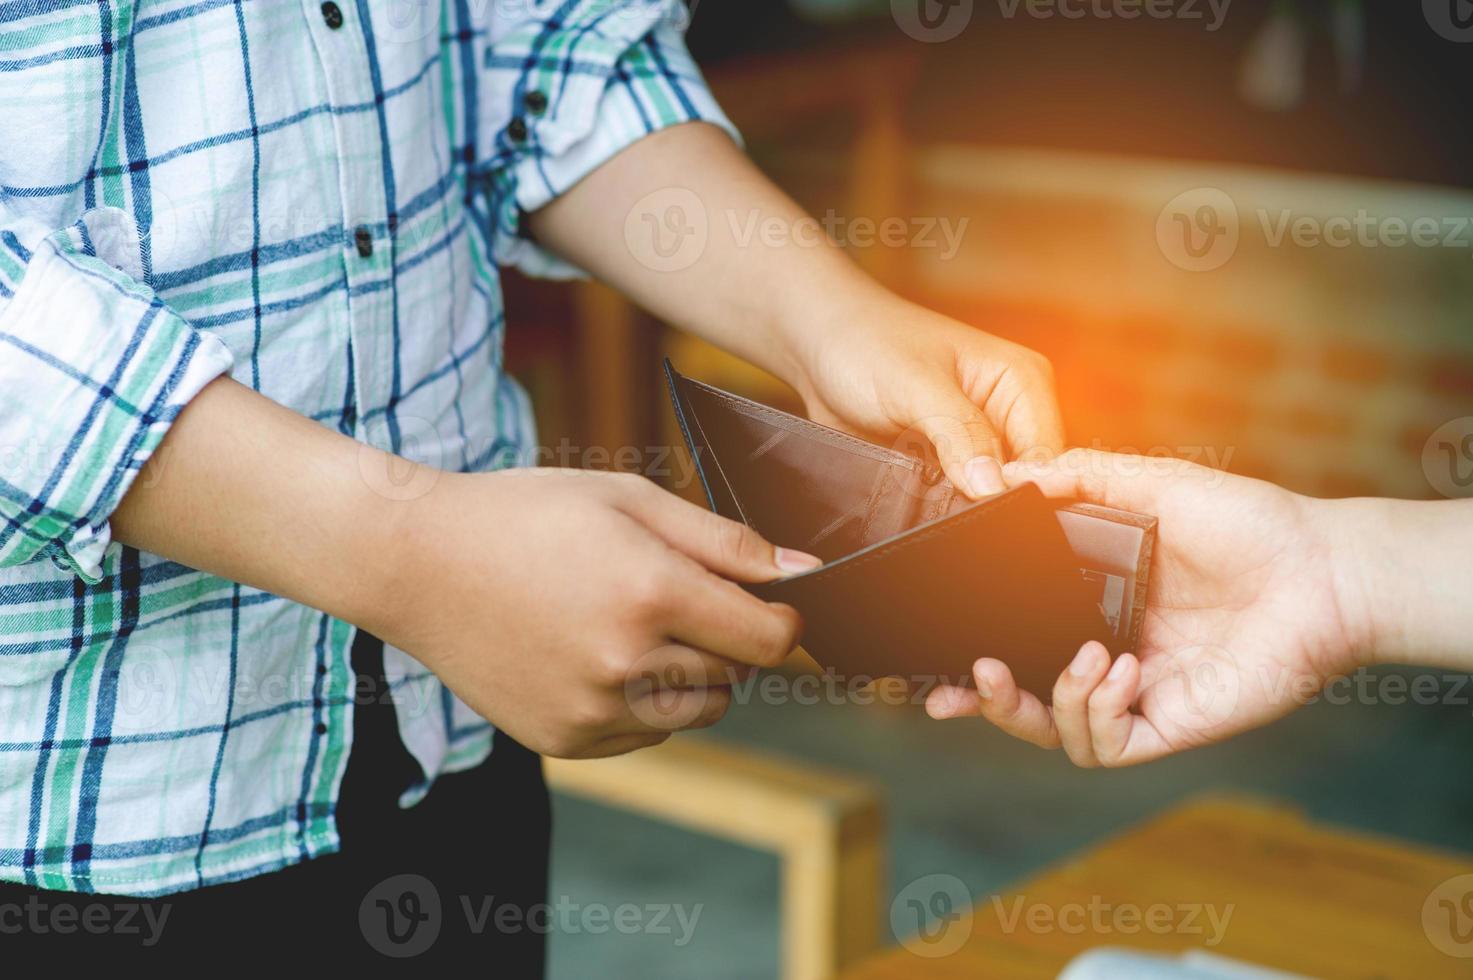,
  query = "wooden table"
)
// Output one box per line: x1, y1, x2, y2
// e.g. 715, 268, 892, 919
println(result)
842, 796, 1473, 980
